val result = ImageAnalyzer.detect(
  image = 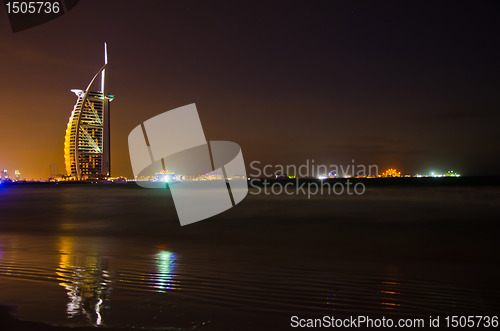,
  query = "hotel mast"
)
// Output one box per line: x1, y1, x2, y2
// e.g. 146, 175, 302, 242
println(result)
64, 43, 114, 180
